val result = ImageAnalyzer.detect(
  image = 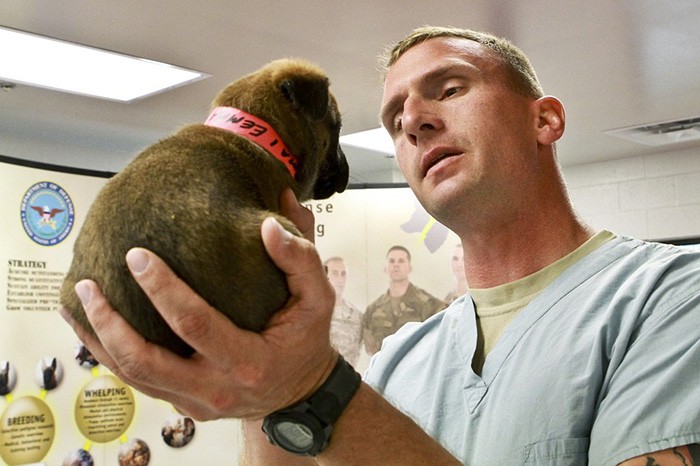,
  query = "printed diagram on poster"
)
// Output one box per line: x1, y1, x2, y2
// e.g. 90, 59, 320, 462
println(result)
0, 390, 56, 465
2, 161, 226, 466
1, 345, 198, 466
